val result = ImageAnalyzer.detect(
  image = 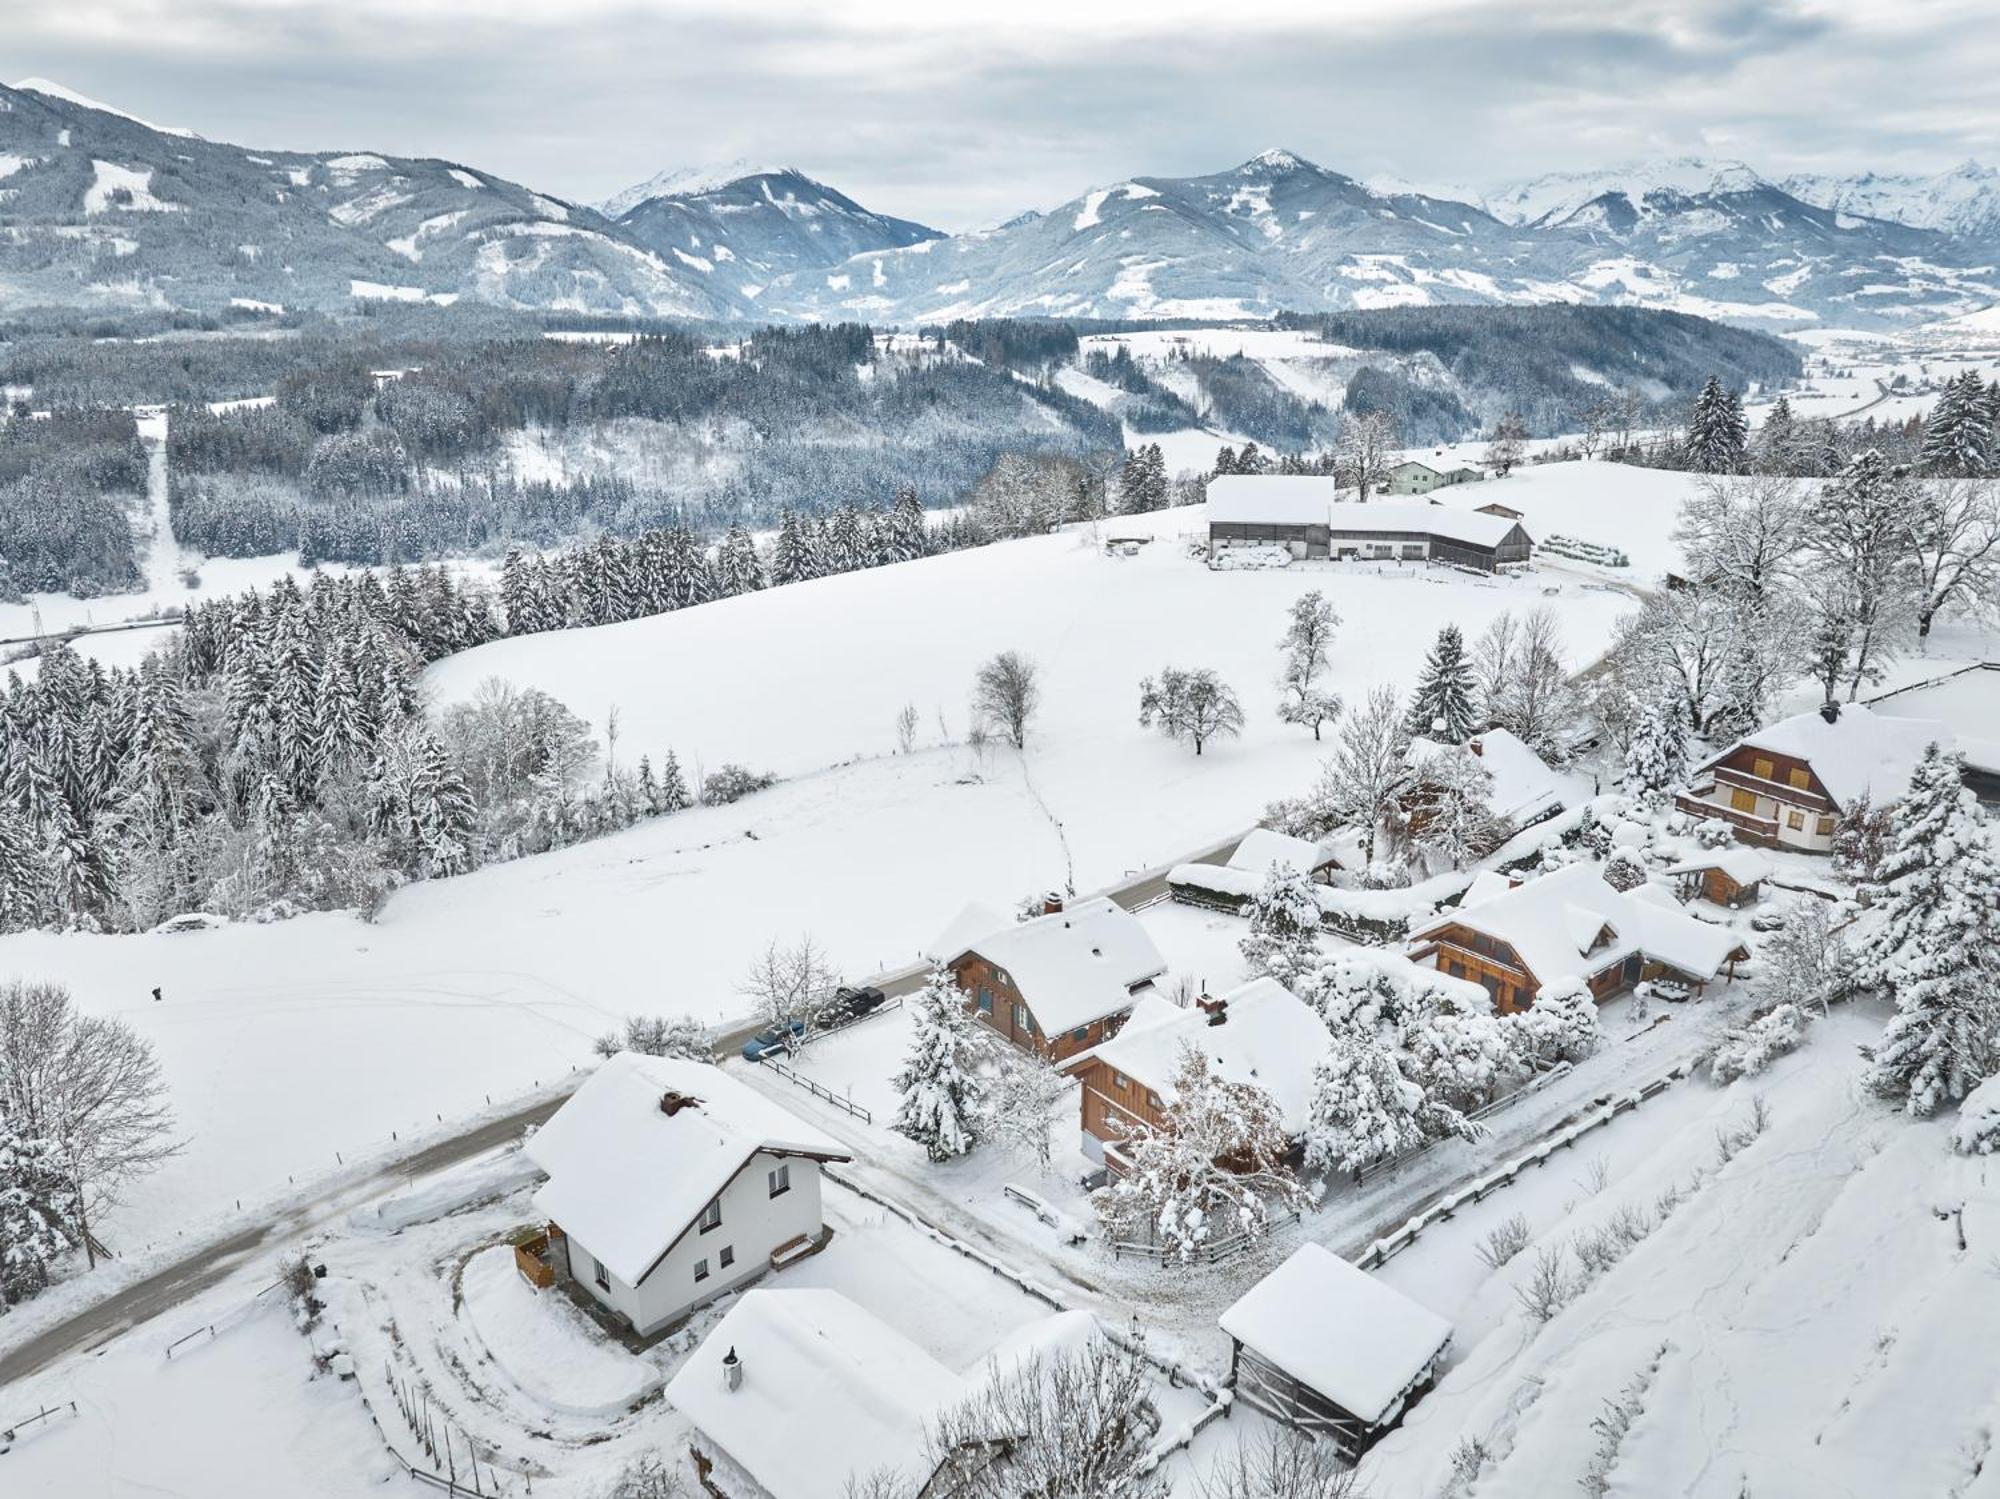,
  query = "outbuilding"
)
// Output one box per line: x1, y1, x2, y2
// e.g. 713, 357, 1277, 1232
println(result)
1665, 849, 1773, 909
1219, 1243, 1452, 1460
